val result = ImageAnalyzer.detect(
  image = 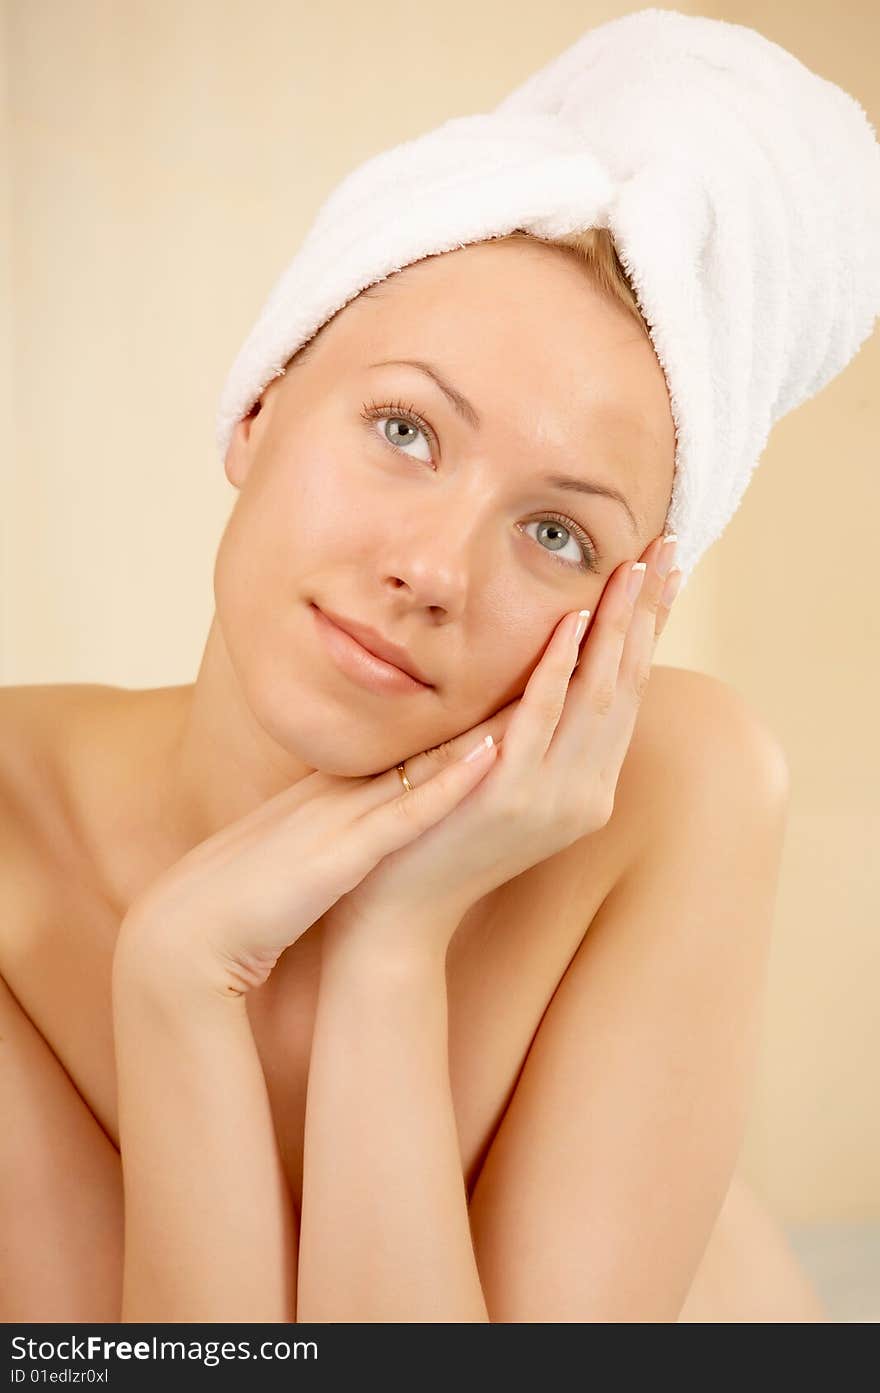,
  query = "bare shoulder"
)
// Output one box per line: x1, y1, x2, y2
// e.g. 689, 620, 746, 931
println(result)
0, 682, 120, 825
0, 684, 124, 927
637, 664, 791, 784
0, 679, 122, 730
613, 663, 791, 859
